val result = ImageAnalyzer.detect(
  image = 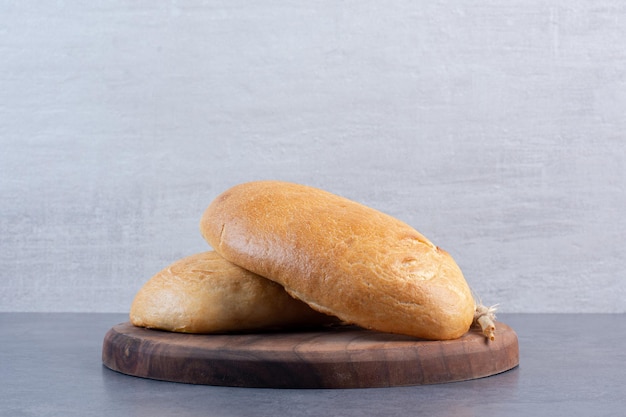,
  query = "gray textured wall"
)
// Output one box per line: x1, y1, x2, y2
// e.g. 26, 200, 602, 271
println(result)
1, 1, 625, 313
